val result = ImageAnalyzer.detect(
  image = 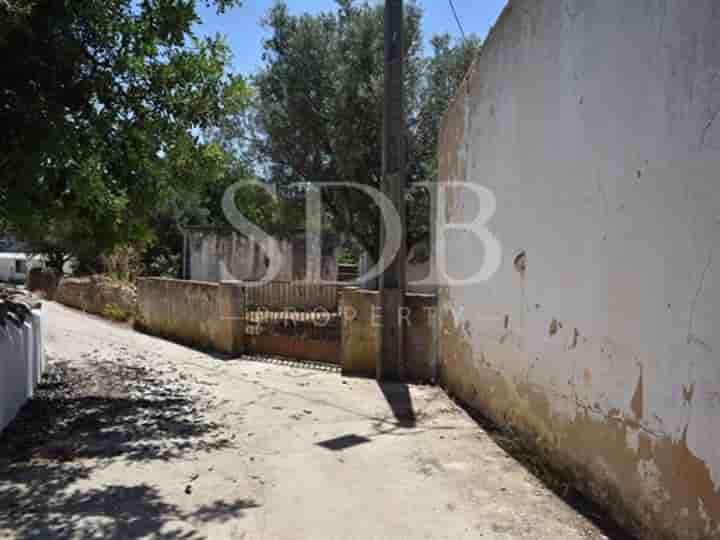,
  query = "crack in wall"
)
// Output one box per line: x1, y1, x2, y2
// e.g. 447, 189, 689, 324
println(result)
700, 108, 719, 149
595, 174, 610, 219
656, 0, 668, 51
700, 71, 720, 150
687, 252, 713, 349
